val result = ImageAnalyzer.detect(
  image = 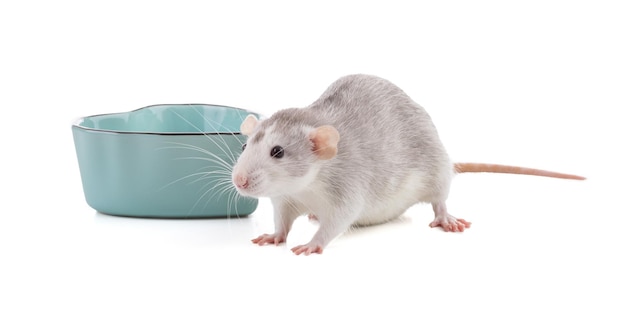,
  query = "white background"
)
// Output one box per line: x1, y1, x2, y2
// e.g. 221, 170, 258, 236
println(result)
1, 1, 624, 308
